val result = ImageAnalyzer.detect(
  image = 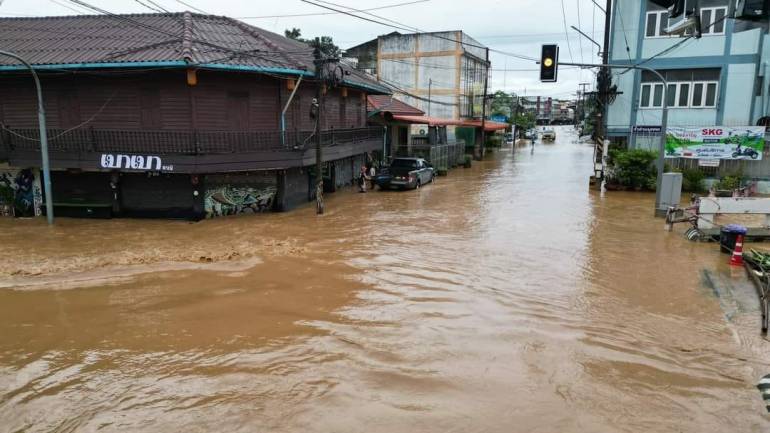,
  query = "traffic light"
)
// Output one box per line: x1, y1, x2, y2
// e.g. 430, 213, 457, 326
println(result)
540, 44, 559, 82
